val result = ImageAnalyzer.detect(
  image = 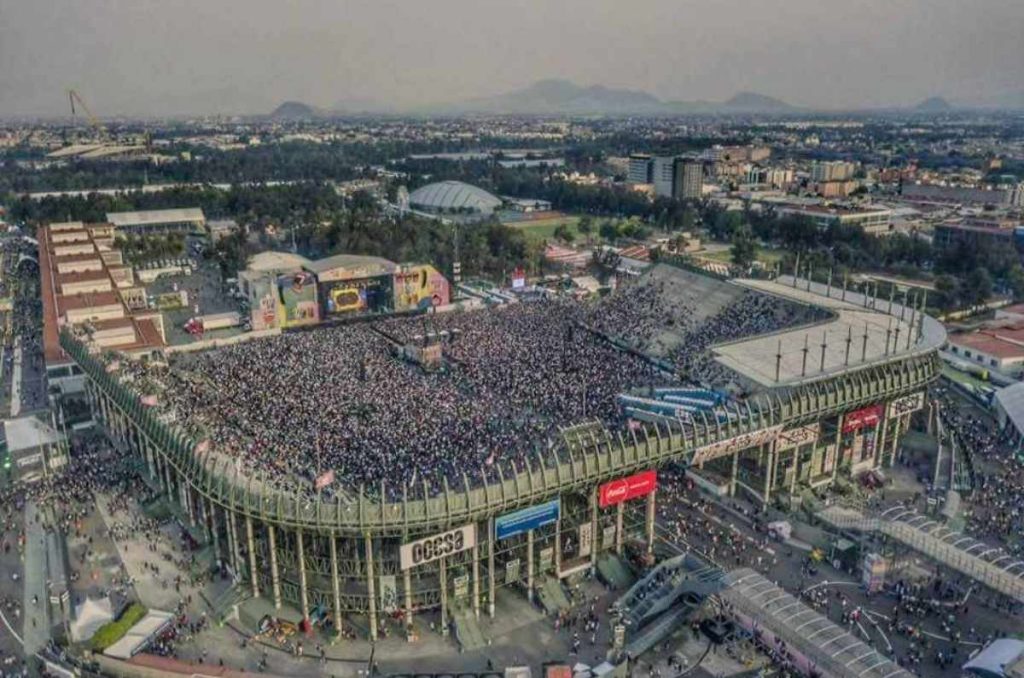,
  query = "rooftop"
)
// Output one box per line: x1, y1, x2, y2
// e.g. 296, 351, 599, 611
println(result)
950, 325, 1024, 360
106, 208, 205, 227
718, 277, 944, 387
